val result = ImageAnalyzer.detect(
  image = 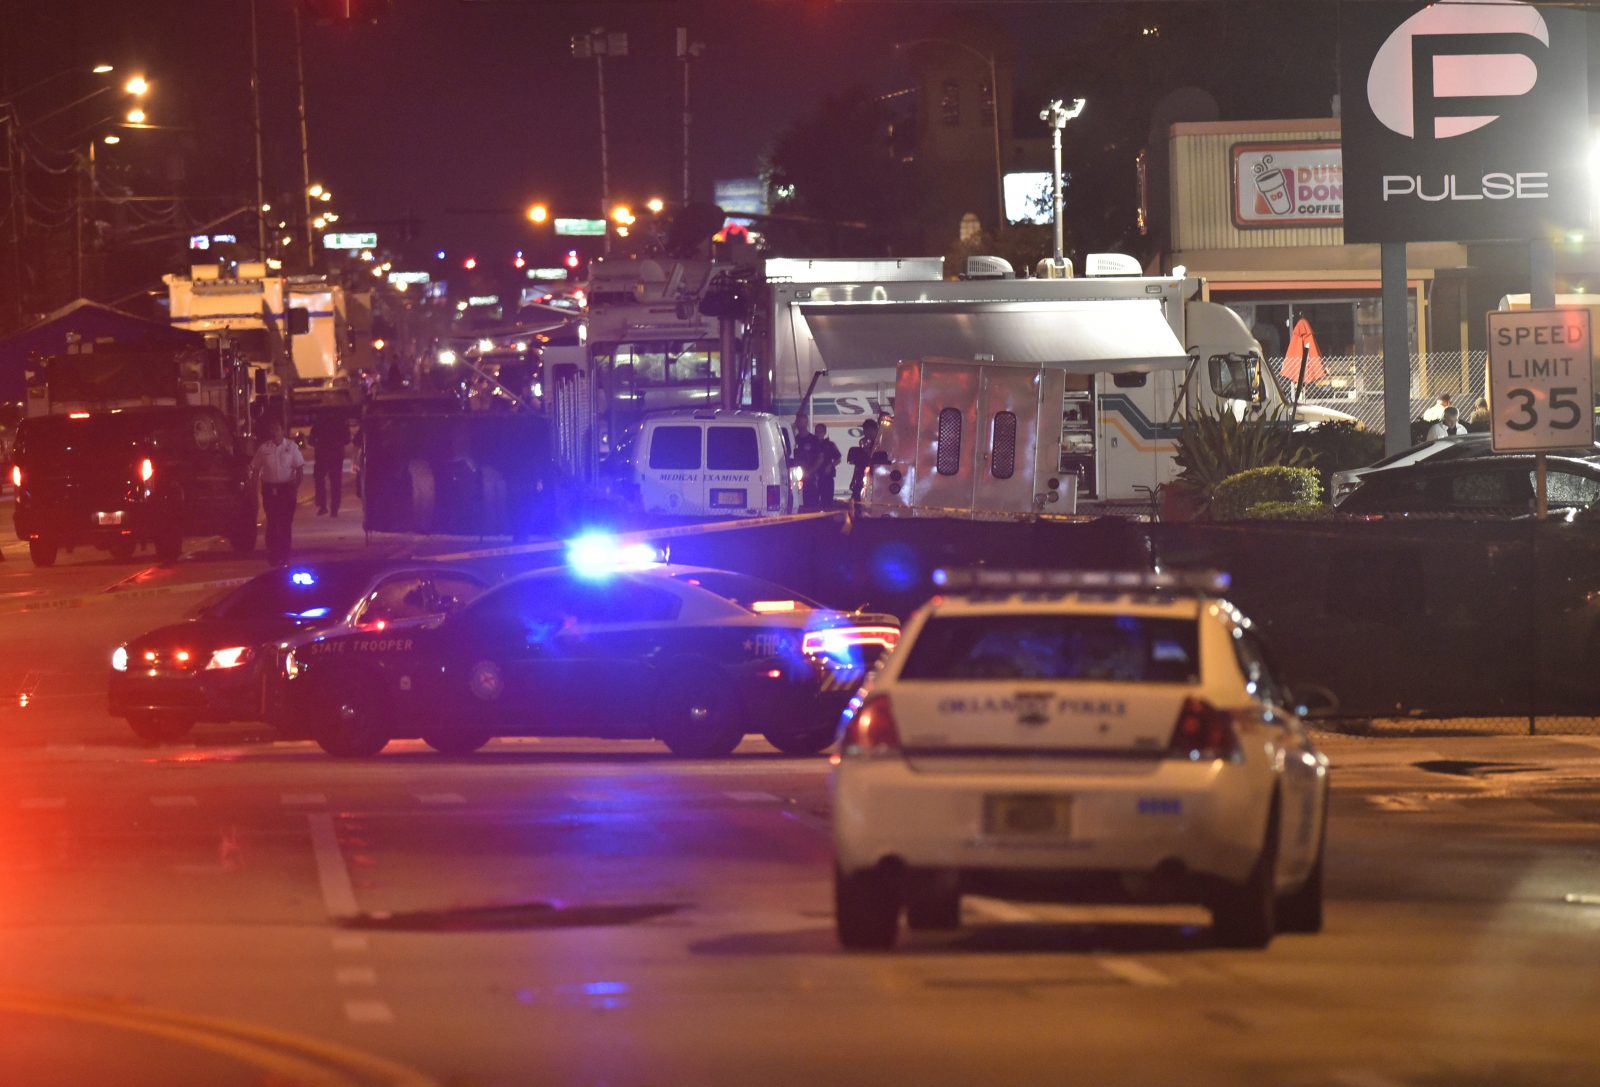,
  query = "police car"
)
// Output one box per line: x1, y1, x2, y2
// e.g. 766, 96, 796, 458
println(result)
270, 536, 898, 758
831, 569, 1330, 951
